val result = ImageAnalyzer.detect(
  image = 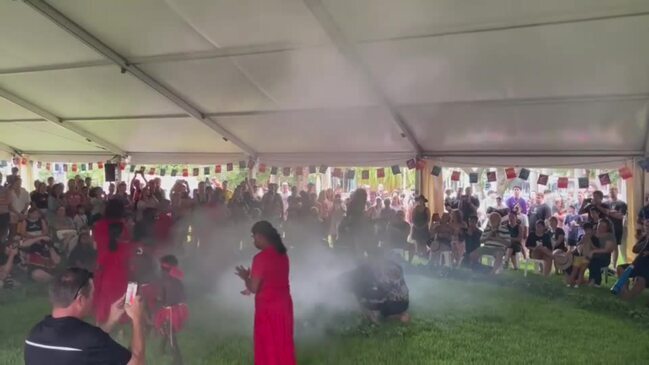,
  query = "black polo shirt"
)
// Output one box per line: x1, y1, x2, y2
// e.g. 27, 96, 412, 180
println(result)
25, 316, 131, 365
